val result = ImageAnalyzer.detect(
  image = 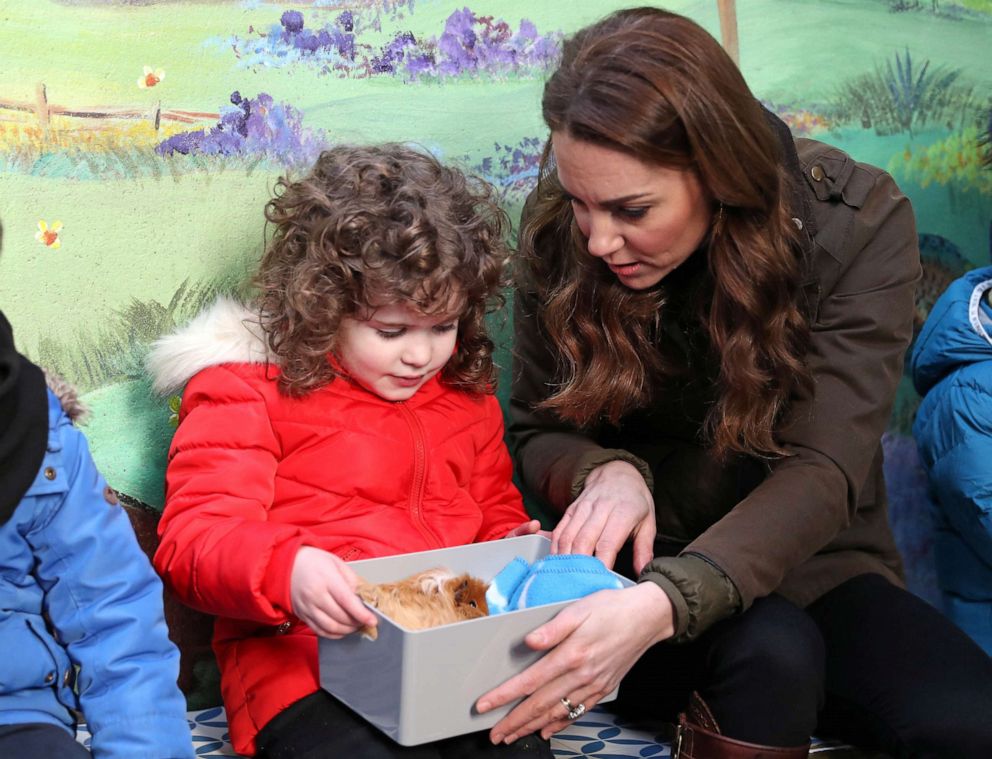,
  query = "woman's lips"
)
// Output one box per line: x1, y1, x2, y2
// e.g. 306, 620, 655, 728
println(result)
608, 261, 641, 277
